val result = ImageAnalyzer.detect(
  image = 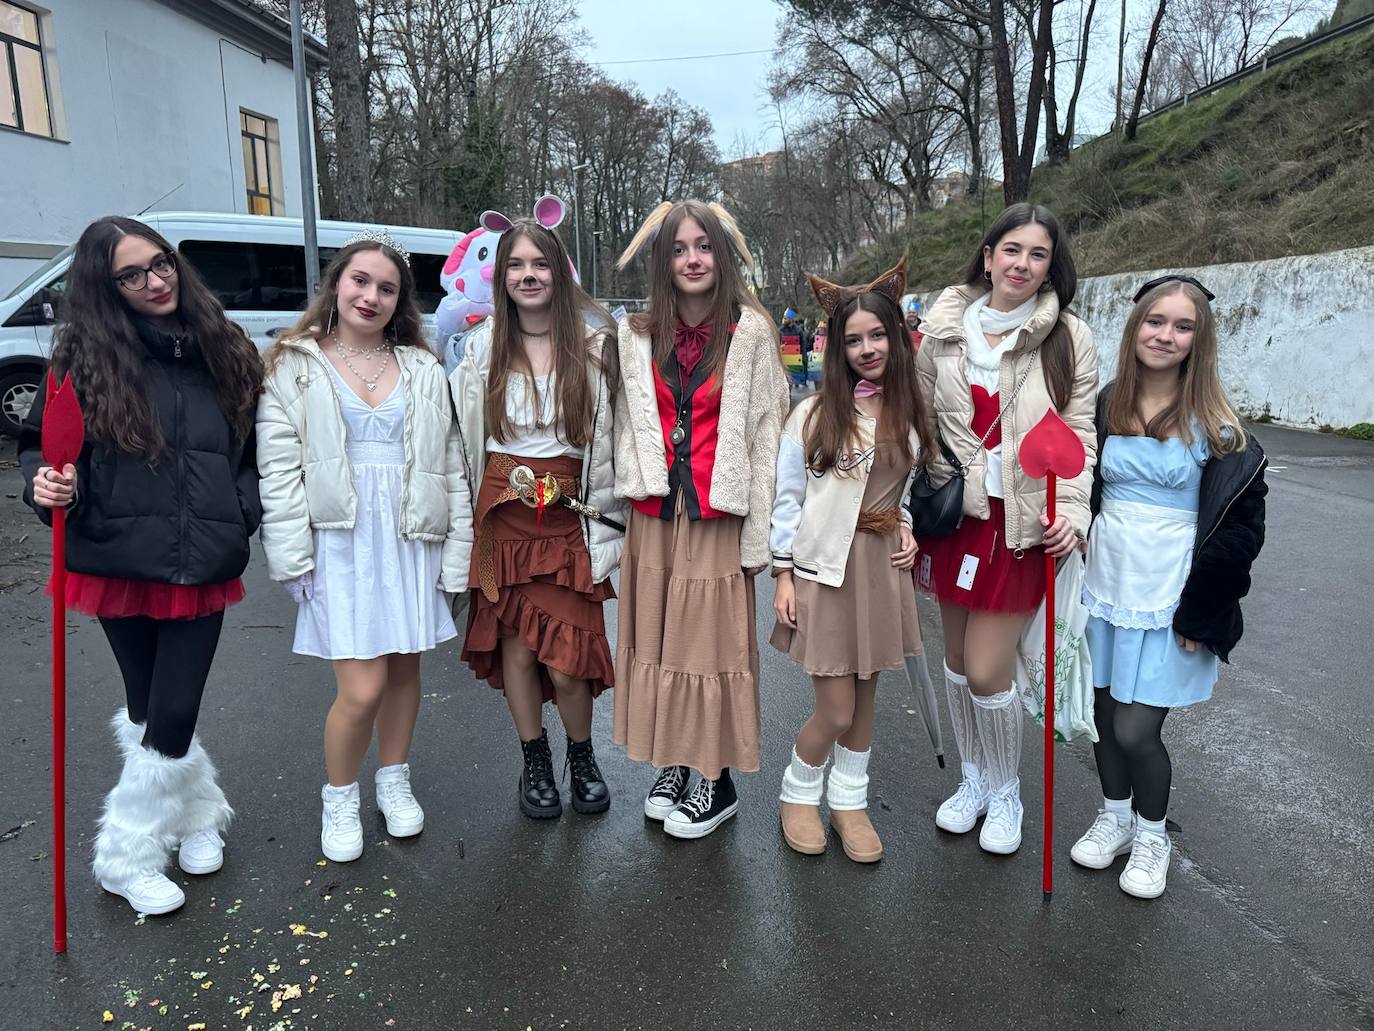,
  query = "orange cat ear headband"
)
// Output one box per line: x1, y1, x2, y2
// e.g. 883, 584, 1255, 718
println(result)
805, 256, 908, 314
